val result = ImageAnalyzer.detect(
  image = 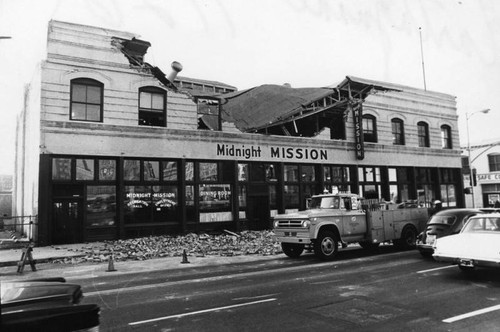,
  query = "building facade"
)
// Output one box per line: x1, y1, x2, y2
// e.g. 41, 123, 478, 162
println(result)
15, 21, 464, 245
465, 141, 500, 208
